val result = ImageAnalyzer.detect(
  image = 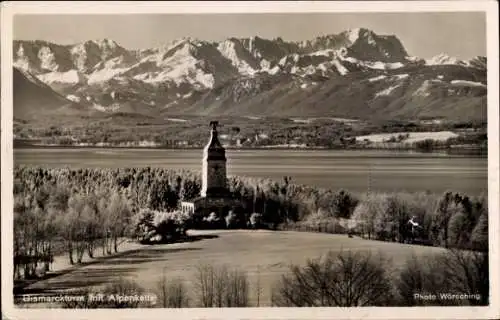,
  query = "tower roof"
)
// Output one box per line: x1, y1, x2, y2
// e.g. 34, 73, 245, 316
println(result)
204, 121, 226, 160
